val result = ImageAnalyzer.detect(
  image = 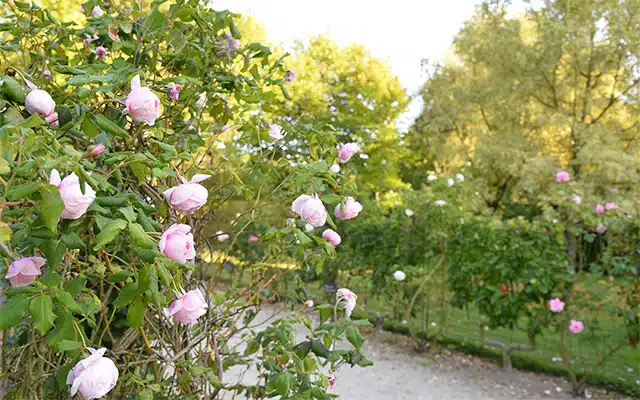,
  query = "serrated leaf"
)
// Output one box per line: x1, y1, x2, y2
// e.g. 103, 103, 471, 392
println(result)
61, 232, 85, 249
0, 294, 29, 329
41, 271, 63, 287
57, 339, 82, 351
6, 181, 38, 201
93, 219, 127, 249
346, 325, 365, 351
126, 297, 146, 328
39, 184, 64, 232
128, 222, 155, 248
63, 276, 86, 296
42, 241, 66, 269
106, 270, 133, 283
29, 295, 56, 335
113, 282, 138, 308
54, 290, 83, 314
